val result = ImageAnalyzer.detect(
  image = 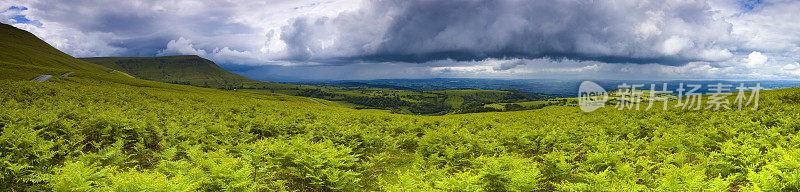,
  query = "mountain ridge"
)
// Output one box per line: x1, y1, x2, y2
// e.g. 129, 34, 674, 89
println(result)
80, 55, 259, 88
